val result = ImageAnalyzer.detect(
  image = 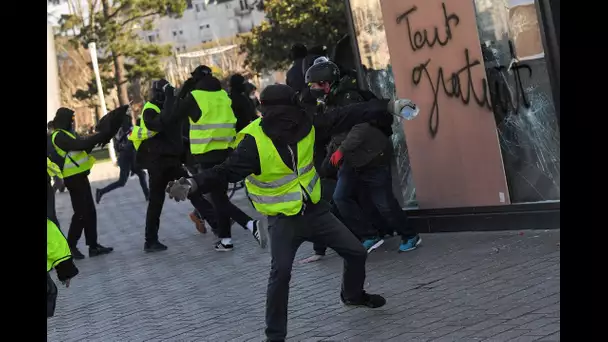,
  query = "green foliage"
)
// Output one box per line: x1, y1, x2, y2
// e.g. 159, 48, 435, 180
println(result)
239, 0, 348, 73
58, 0, 187, 102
